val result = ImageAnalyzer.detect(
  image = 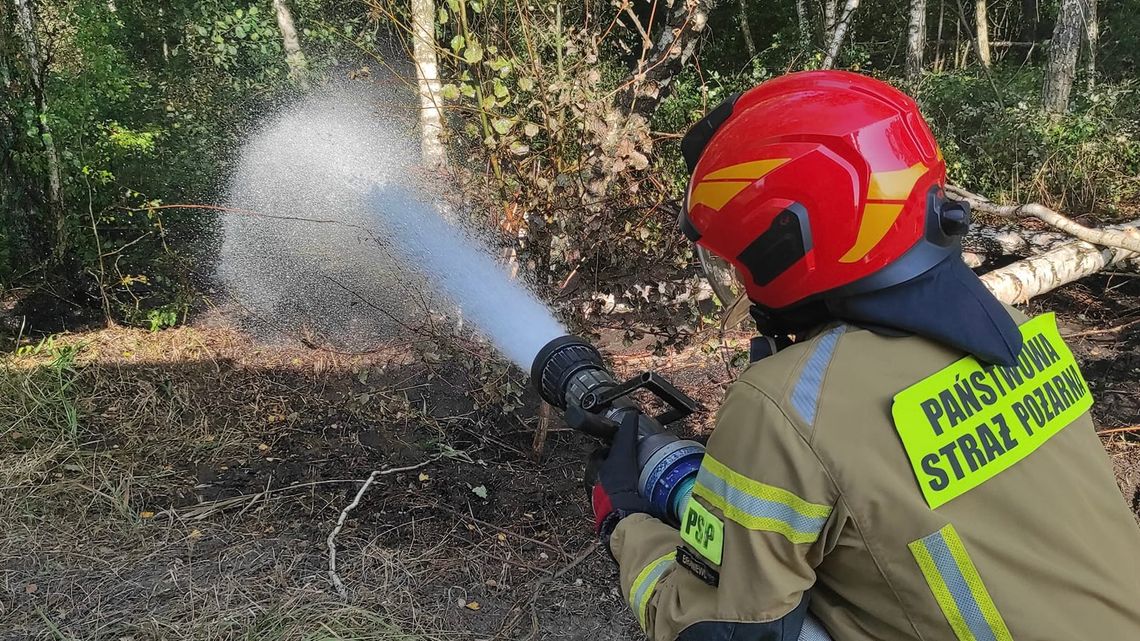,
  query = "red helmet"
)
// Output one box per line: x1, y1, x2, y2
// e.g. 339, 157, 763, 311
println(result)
679, 71, 969, 311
